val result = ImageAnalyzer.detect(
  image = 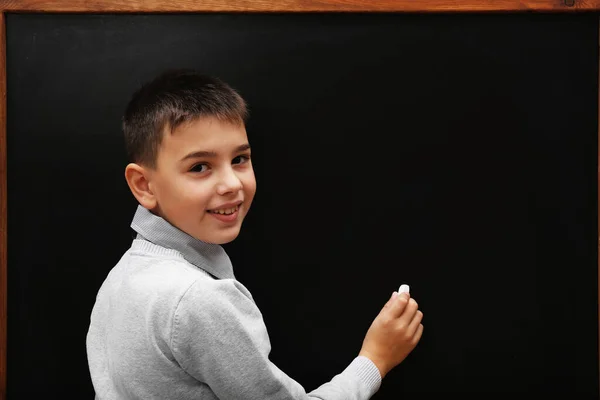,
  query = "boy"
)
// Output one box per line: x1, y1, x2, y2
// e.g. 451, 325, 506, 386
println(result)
86, 69, 424, 399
